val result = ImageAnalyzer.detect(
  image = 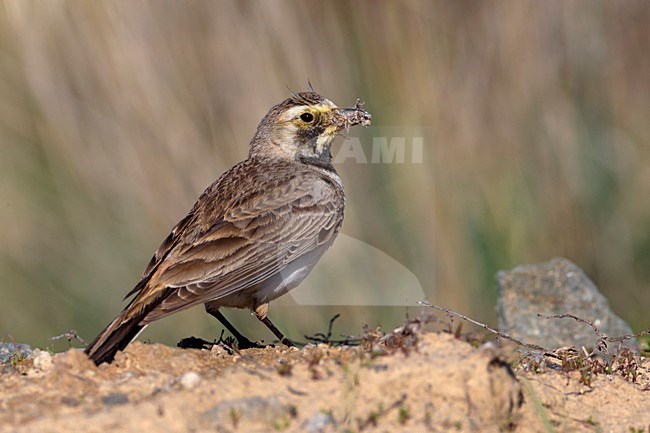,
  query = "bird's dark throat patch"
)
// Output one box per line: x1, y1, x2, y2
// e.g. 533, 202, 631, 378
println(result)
299, 148, 335, 172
